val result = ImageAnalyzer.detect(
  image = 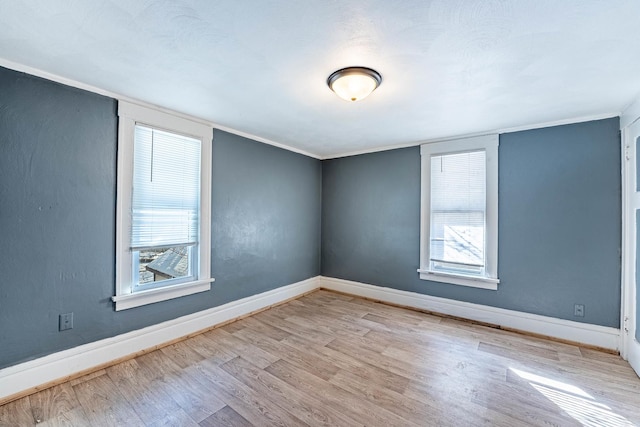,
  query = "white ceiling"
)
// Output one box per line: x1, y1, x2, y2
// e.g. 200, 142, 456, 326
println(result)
1, 0, 640, 158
